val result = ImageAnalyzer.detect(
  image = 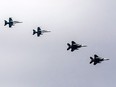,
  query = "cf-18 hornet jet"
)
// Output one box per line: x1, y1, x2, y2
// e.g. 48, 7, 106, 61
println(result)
4, 17, 22, 28
33, 27, 51, 37
67, 41, 87, 52
90, 54, 109, 65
